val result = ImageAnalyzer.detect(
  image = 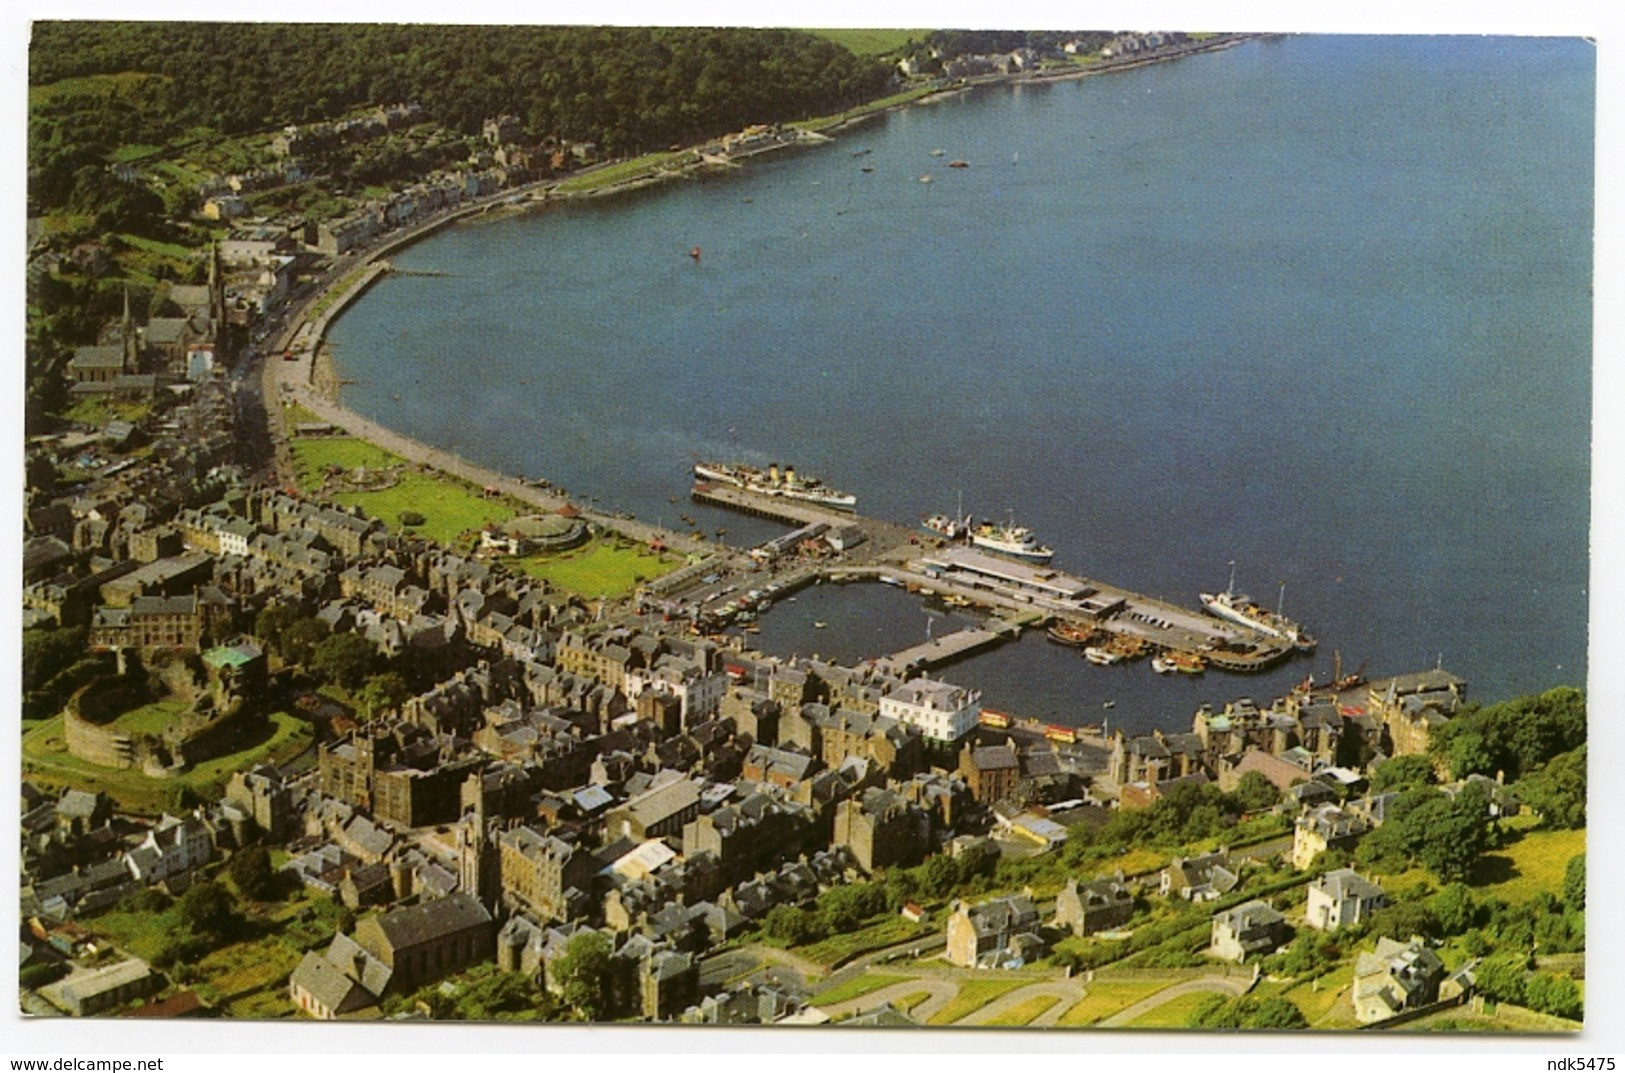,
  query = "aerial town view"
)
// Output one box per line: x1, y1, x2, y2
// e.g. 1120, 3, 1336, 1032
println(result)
19, 23, 1593, 1036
